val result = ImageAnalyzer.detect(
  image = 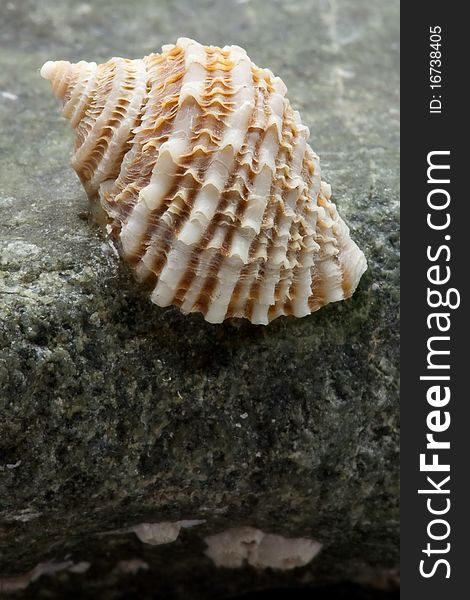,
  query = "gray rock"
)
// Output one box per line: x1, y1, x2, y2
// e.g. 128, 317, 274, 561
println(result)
0, 0, 399, 597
